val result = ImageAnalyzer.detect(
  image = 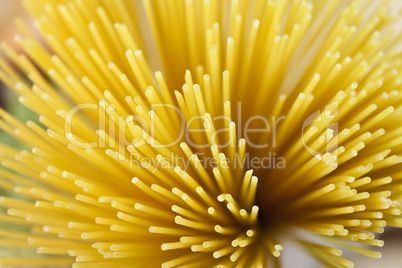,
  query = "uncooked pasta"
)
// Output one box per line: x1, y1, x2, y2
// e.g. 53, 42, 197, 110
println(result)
0, 0, 401, 267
